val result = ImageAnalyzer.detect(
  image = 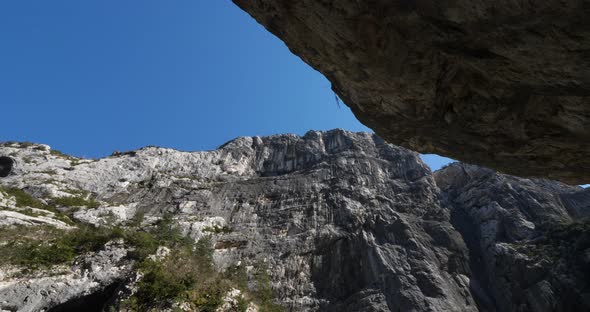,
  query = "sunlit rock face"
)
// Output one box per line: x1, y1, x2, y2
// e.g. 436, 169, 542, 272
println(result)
0, 130, 588, 311
232, 0, 590, 184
